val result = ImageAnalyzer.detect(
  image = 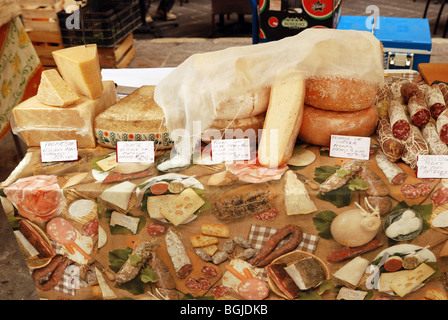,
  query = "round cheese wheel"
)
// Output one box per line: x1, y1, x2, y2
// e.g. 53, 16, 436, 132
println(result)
305, 76, 378, 112
298, 104, 379, 147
